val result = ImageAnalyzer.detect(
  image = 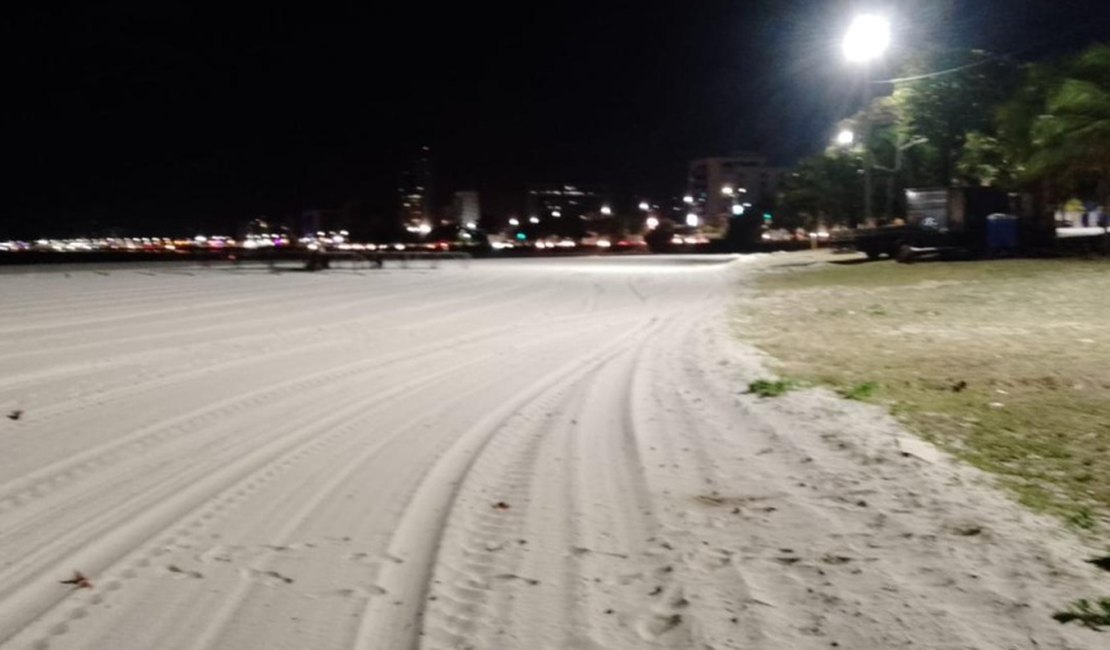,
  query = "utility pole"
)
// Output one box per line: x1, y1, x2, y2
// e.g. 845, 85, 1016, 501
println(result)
862, 62, 874, 227
885, 135, 928, 222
